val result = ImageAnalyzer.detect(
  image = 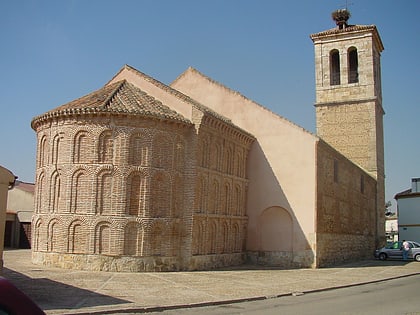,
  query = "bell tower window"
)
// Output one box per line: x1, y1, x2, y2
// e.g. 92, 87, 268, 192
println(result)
348, 47, 359, 83
330, 49, 340, 85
